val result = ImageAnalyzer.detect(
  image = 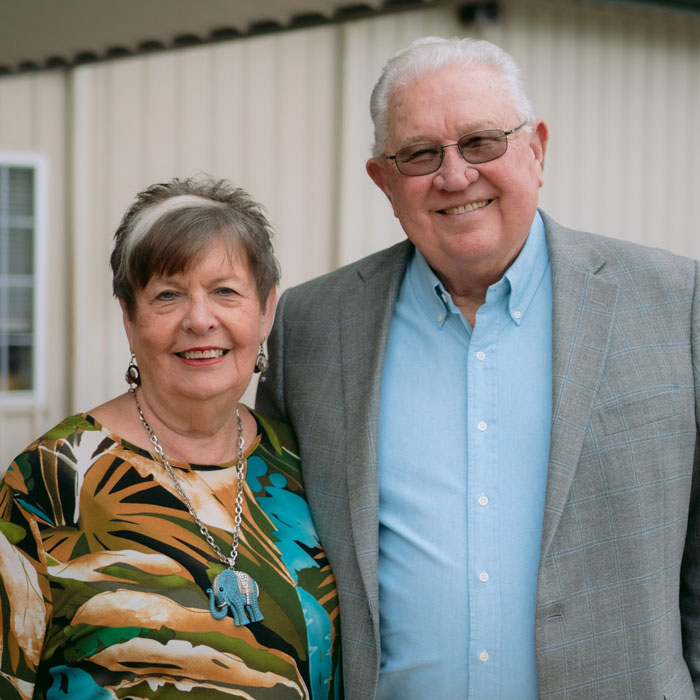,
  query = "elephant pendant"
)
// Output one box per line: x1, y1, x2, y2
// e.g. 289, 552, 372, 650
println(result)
207, 569, 264, 625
